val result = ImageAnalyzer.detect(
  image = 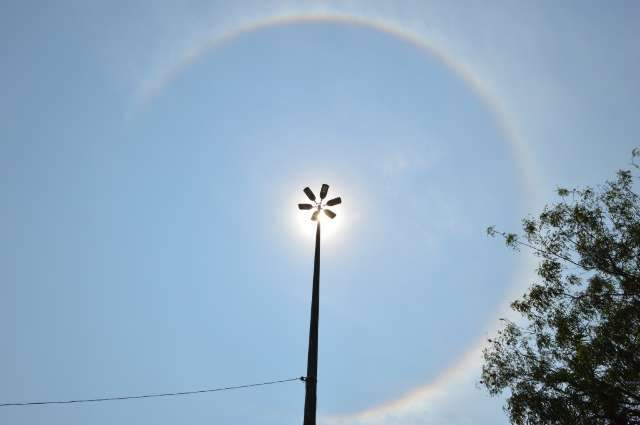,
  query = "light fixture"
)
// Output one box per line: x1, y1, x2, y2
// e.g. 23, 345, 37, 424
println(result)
298, 185, 342, 221
297, 184, 342, 425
